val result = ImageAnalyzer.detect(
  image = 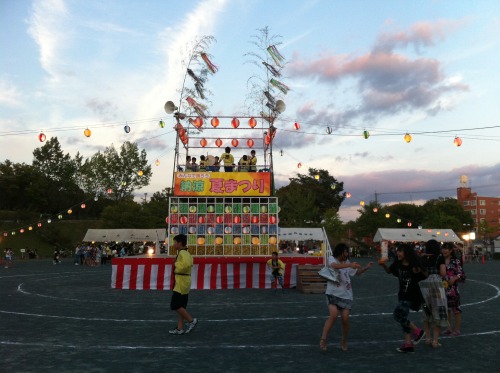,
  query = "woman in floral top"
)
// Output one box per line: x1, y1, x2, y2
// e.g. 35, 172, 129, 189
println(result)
440, 242, 466, 336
